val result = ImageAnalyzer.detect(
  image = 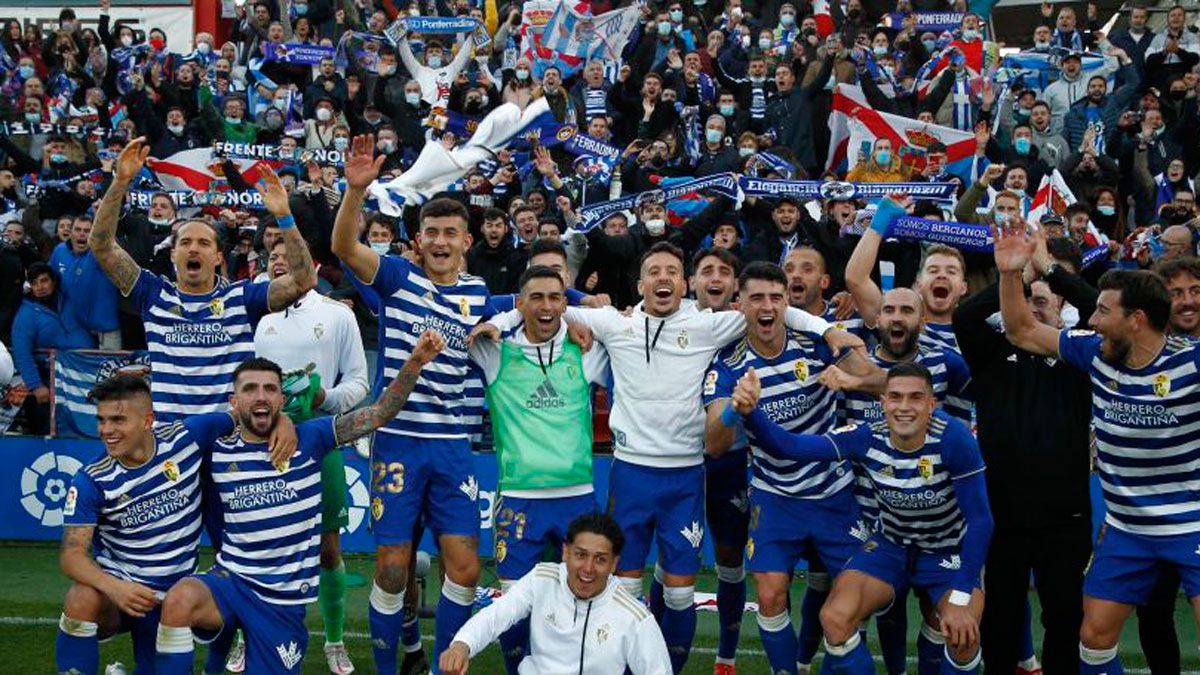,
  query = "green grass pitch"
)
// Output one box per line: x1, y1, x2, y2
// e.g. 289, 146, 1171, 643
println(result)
2, 542, 1197, 673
